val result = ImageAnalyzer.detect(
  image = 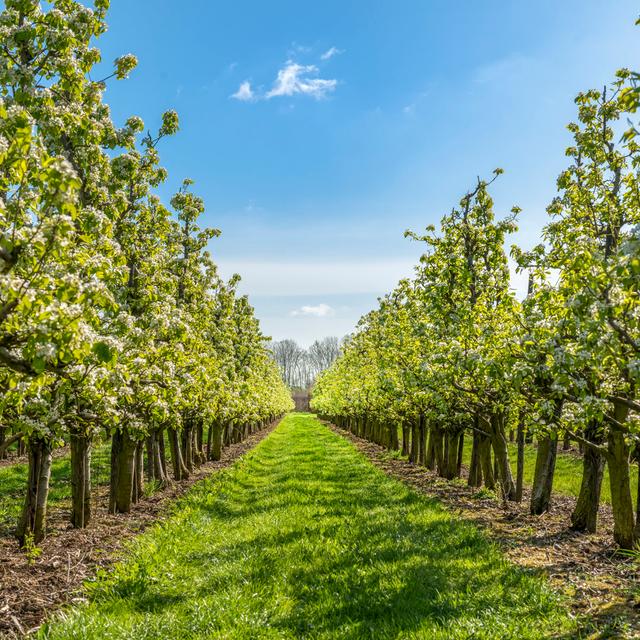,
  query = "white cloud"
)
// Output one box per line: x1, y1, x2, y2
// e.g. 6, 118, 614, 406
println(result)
320, 46, 343, 61
288, 42, 312, 56
265, 61, 337, 100
230, 81, 254, 101
291, 303, 335, 317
